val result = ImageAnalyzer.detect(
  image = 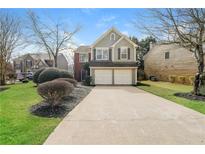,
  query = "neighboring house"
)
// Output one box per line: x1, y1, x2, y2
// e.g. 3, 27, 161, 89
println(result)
144, 43, 205, 84
57, 53, 74, 73
13, 53, 73, 74
13, 53, 53, 74
74, 27, 138, 85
